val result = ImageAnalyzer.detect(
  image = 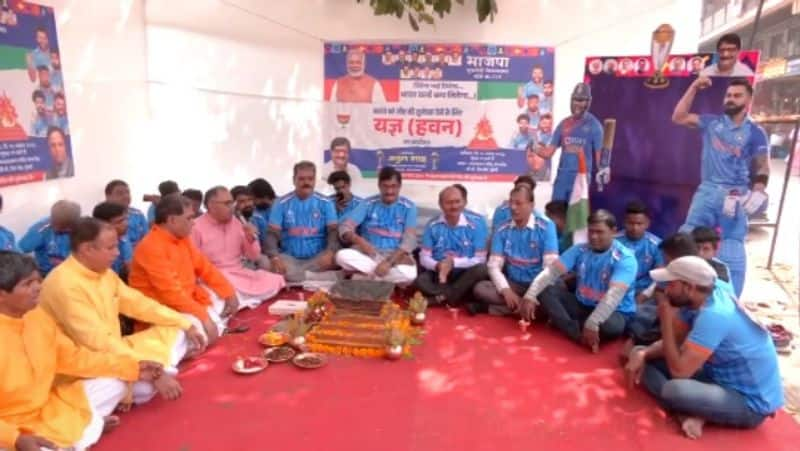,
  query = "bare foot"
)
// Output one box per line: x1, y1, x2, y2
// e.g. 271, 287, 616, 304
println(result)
619, 339, 634, 366
680, 416, 705, 439
103, 415, 121, 433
